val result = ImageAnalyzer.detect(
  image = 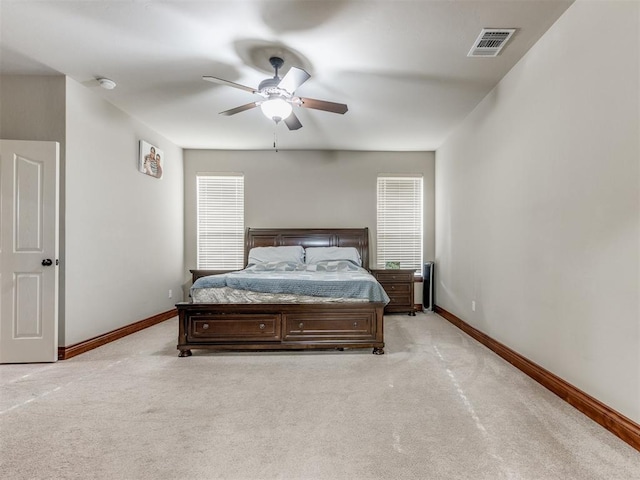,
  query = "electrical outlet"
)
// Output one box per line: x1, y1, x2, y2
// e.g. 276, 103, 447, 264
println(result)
471, 300, 476, 312
168, 289, 173, 299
